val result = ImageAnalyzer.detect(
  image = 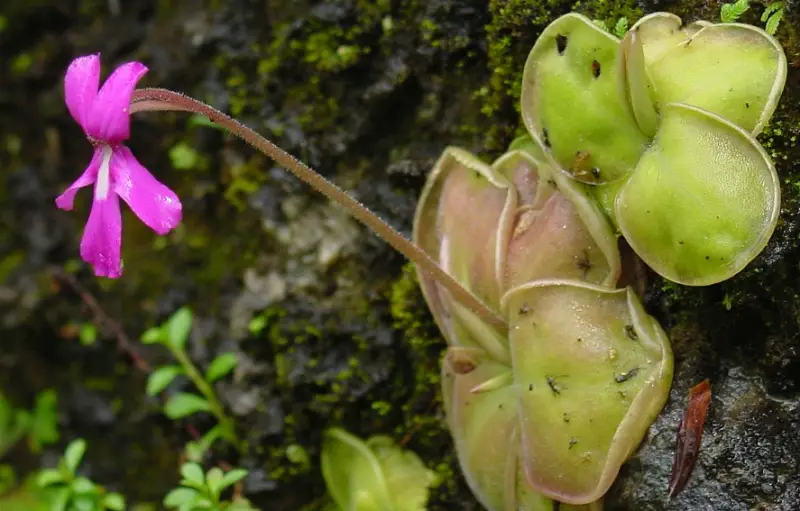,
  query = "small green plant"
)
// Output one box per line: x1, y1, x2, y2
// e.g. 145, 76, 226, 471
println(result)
591, 19, 608, 32
36, 439, 126, 511
247, 314, 268, 335
321, 428, 440, 511
163, 462, 256, 511
79, 323, 98, 346
0, 389, 59, 458
761, 2, 784, 35
168, 142, 201, 171
591, 17, 629, 39
612, 17, 629, 38
721, 0, 750, 22
141, 307, 241, 459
